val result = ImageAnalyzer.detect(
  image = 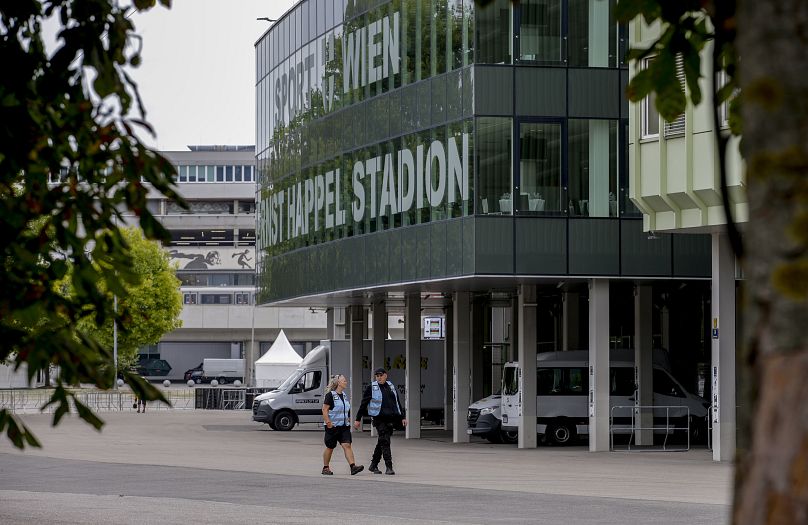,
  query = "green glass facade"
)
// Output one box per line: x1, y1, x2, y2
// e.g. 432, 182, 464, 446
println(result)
255, 0, 707, 304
